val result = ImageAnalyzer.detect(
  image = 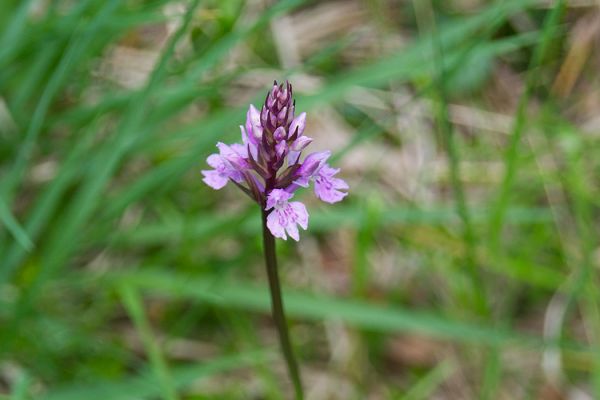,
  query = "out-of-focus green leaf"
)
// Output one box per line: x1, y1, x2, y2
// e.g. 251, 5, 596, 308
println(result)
40, 349, 274, 400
